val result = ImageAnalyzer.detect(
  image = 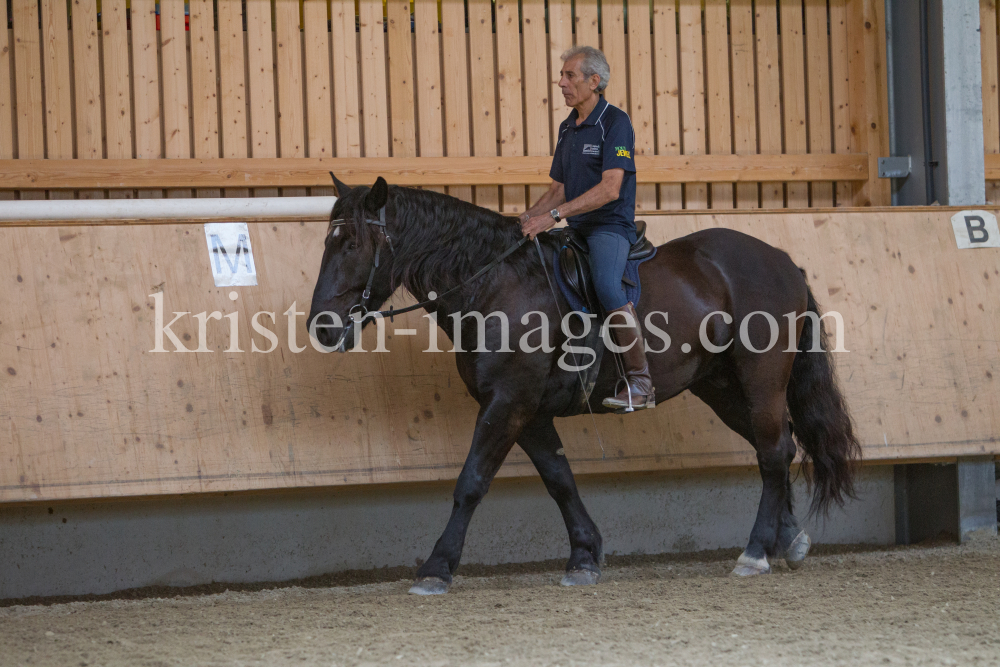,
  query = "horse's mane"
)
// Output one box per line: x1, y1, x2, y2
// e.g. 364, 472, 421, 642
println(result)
338, 186, 540, 298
